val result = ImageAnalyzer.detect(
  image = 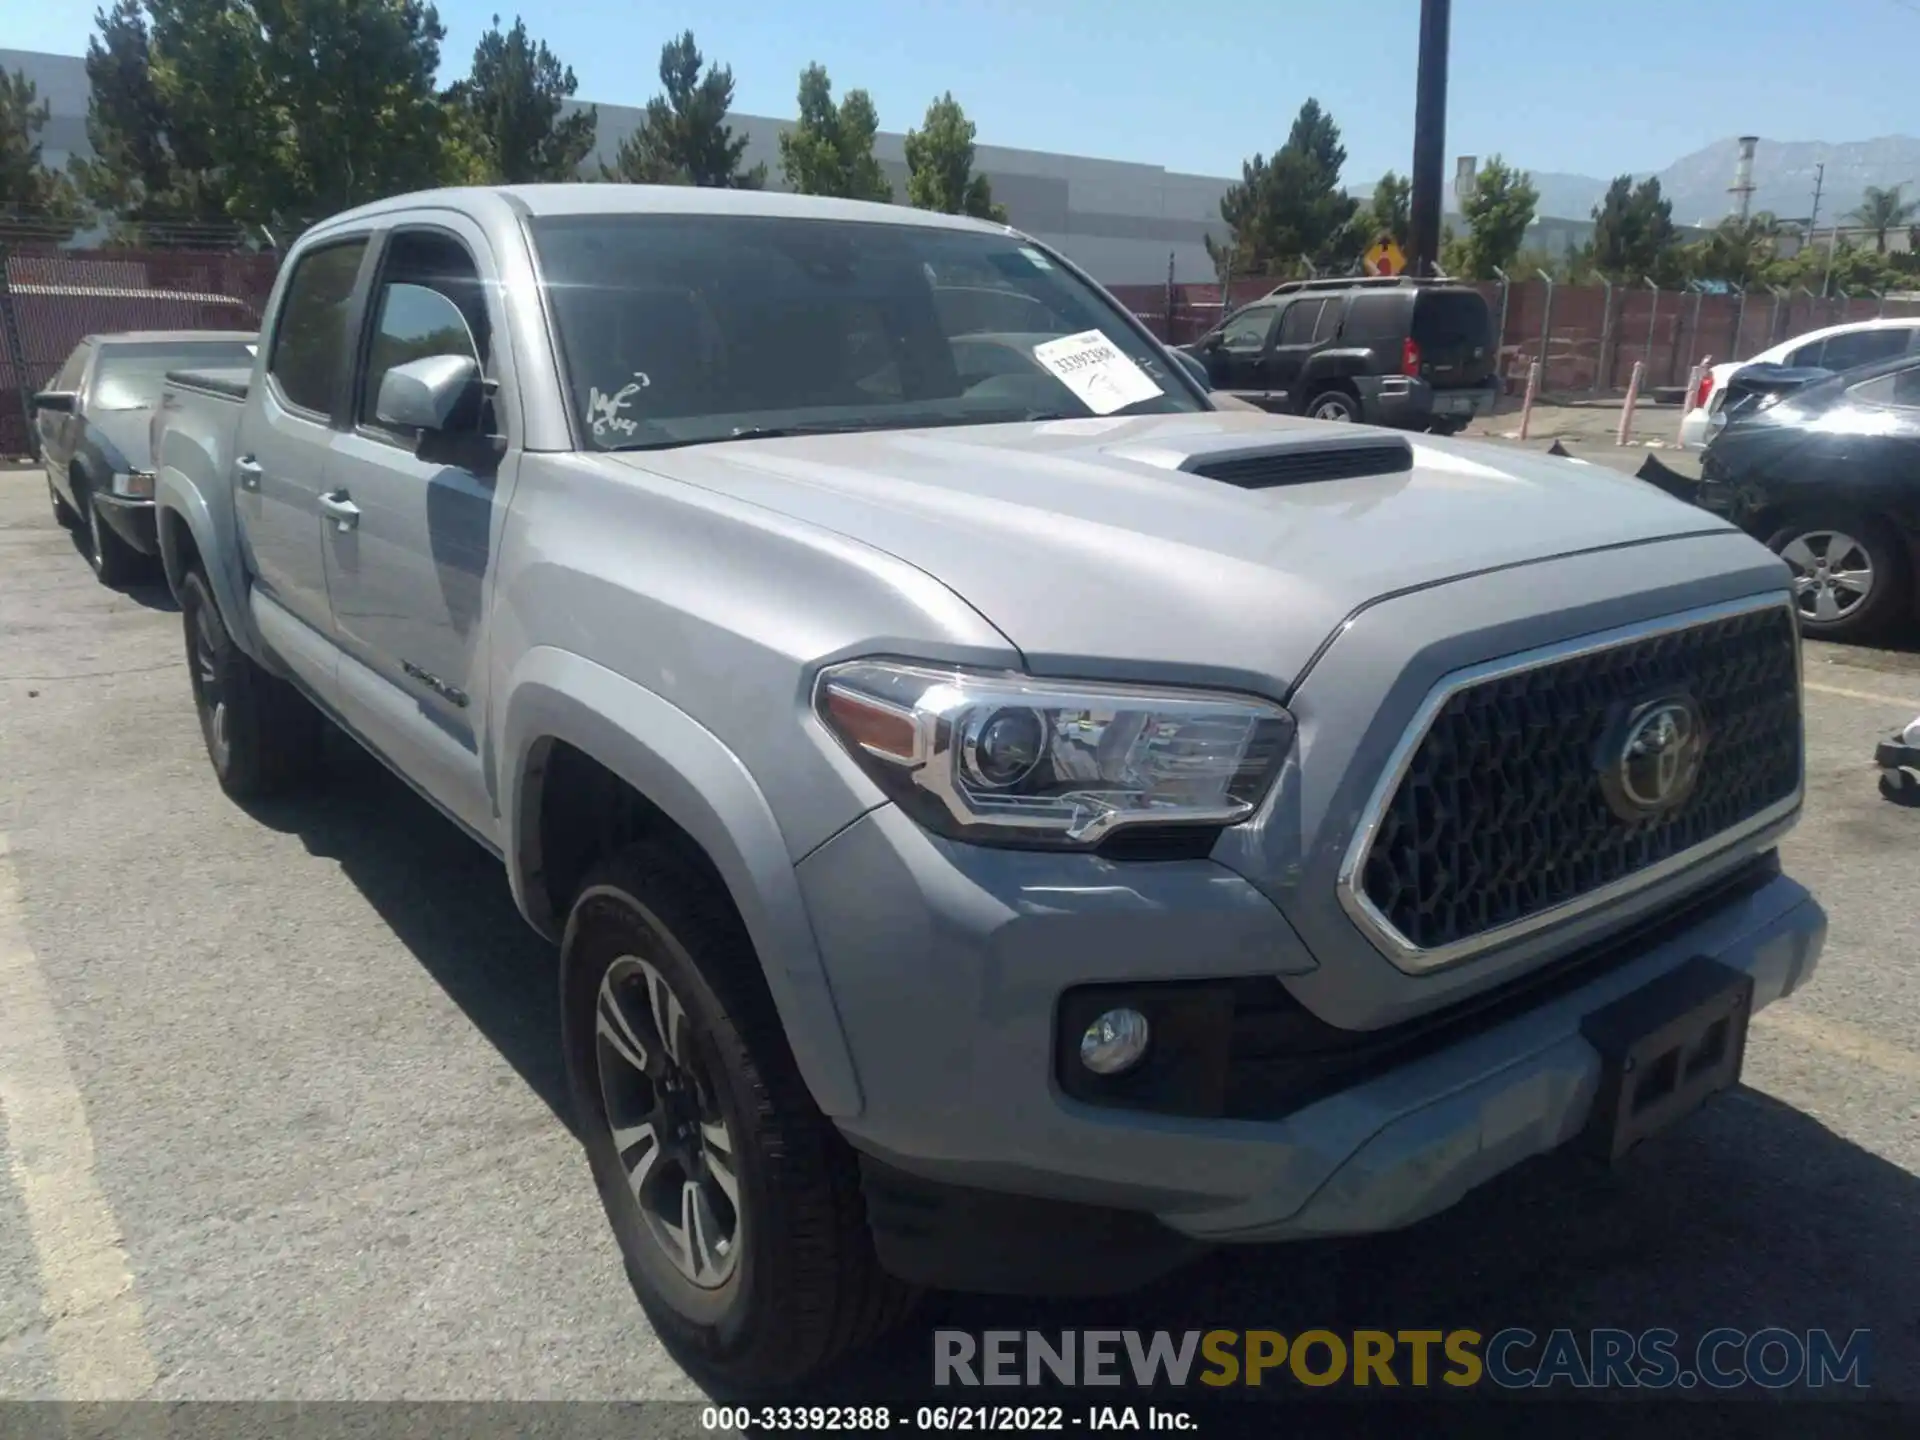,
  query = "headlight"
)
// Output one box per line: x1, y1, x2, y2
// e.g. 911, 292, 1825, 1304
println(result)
814, 660, 1294, 847
113, 469, 155, 498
